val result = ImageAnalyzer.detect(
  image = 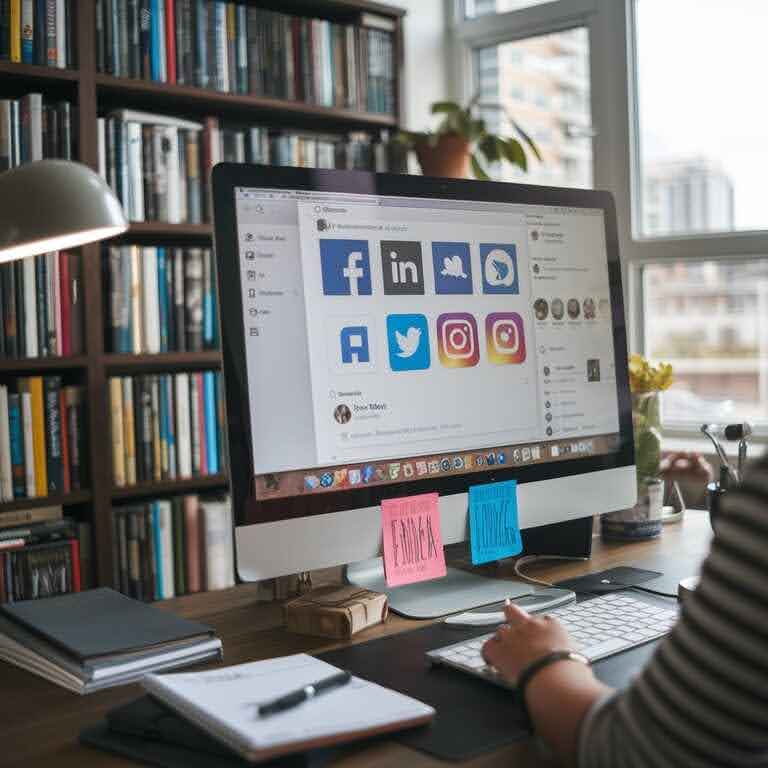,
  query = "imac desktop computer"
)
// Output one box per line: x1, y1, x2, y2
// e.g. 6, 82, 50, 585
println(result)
212, 165, 635, 618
